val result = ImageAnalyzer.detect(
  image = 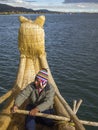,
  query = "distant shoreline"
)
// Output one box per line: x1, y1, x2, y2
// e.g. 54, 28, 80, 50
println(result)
0, 11, 65, 15
0, 12, 98, 15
